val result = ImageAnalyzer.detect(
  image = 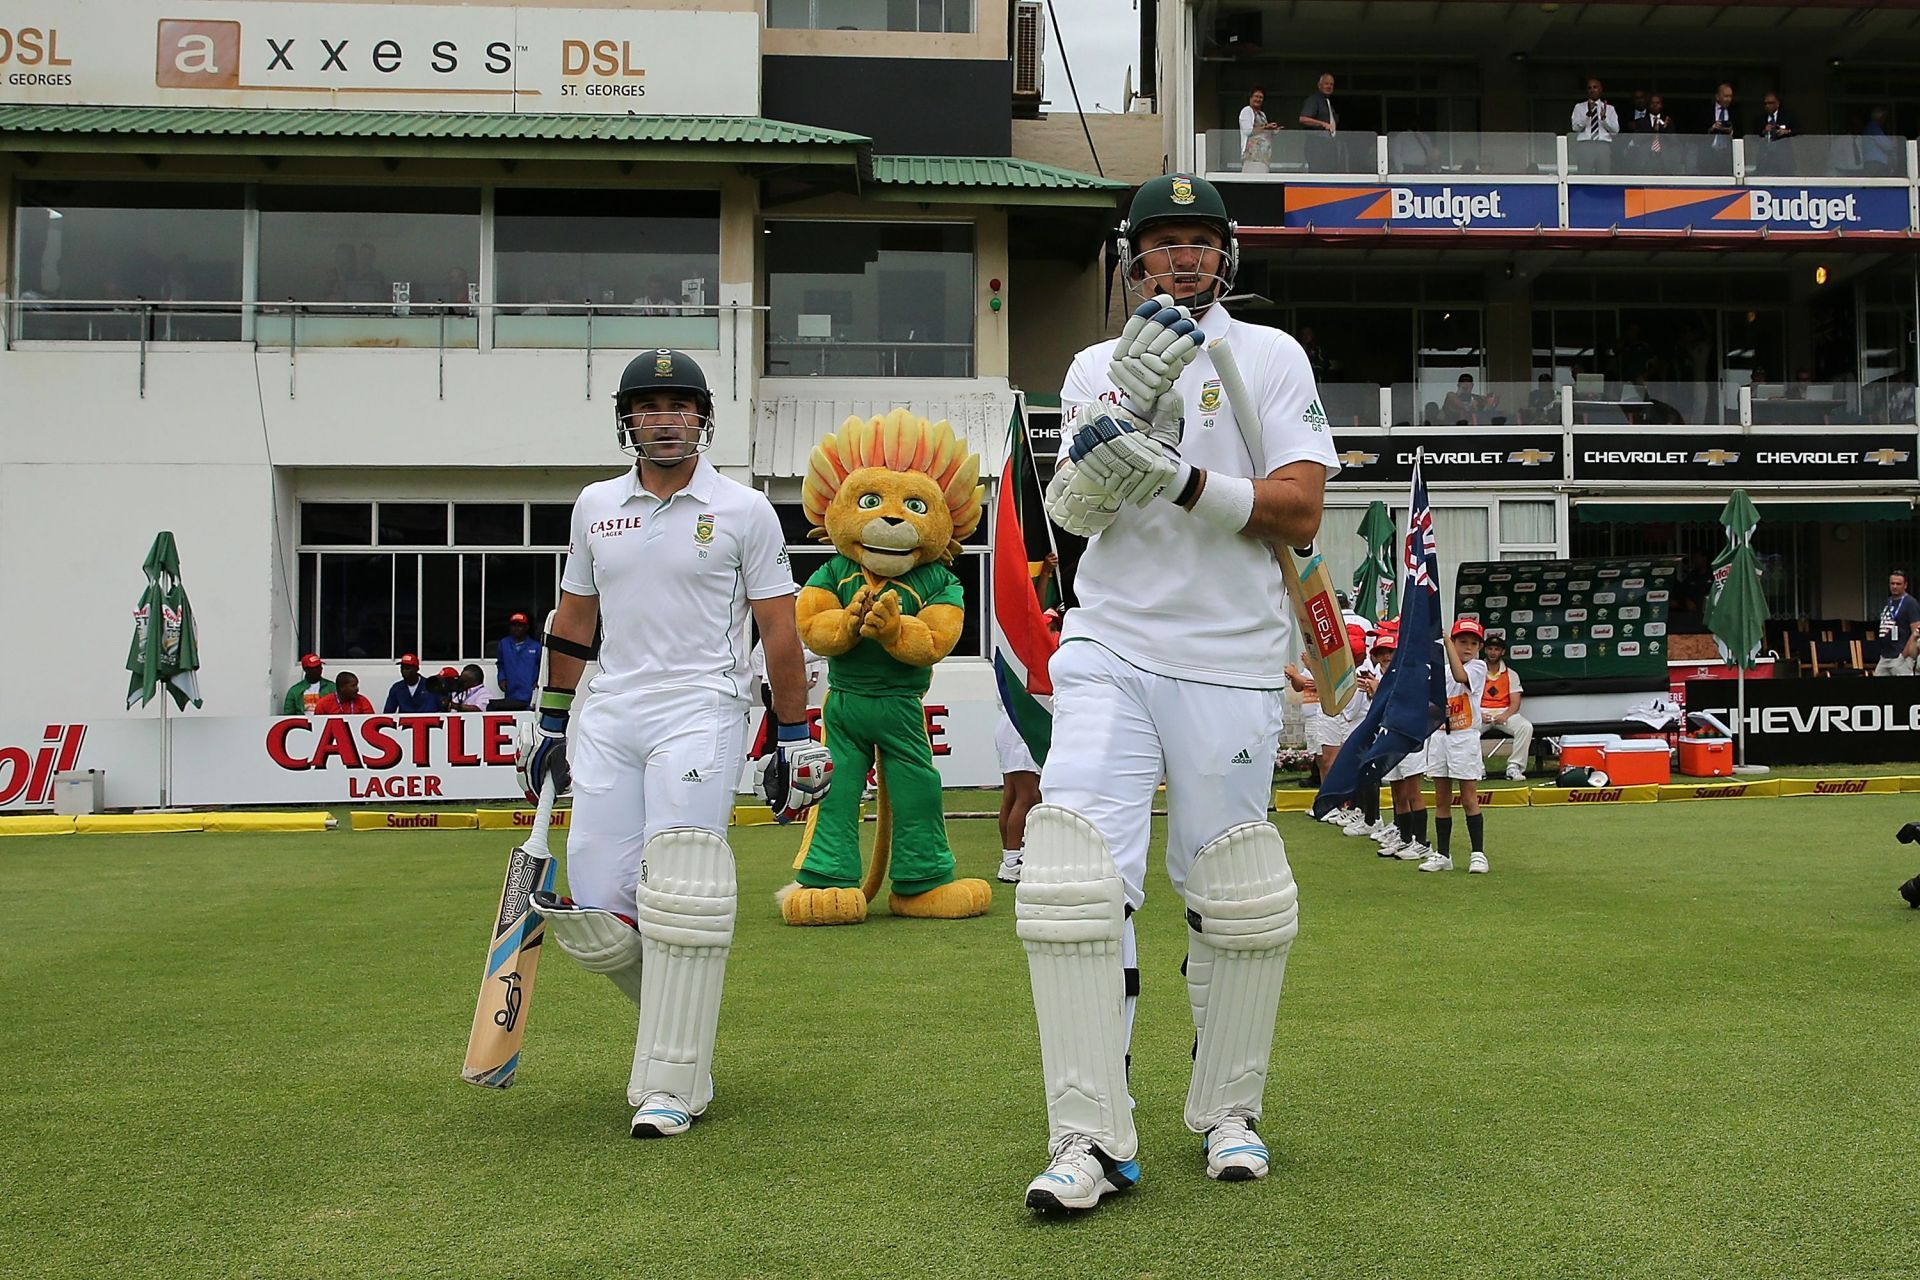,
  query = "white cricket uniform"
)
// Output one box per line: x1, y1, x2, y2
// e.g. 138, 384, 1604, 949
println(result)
995, 703, 1041, 776
1382, 651, 1430, 782
1428, 654, 1490, 781
1051, 301, 1340, 910
559, 458, 796, 914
